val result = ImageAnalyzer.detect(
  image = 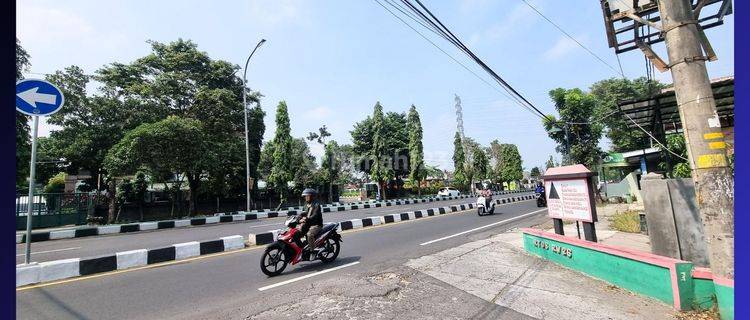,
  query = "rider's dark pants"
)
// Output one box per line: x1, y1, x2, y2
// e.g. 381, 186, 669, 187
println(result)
301, 225, 321, 250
